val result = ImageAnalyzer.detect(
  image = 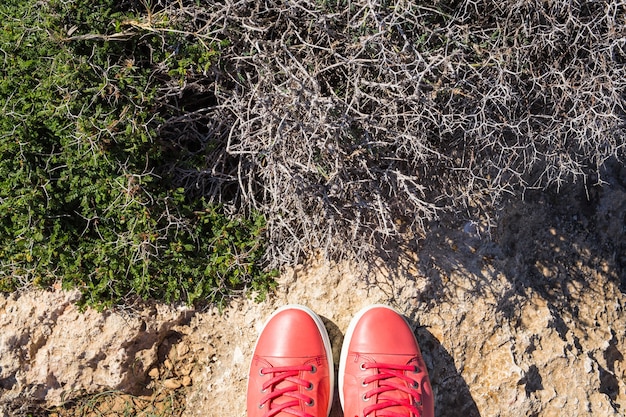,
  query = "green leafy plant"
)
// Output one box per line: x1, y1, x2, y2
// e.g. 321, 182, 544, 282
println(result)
0, 0, 275, 308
